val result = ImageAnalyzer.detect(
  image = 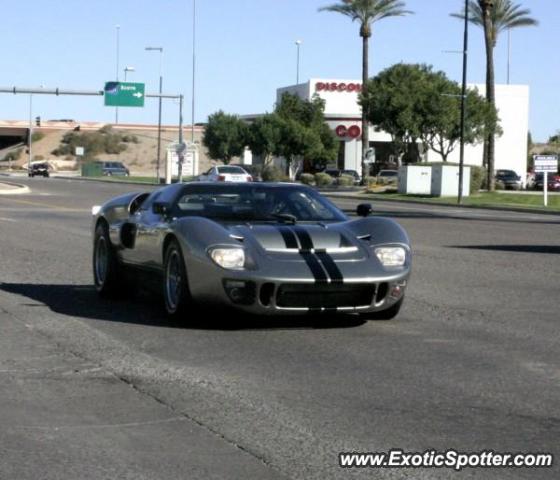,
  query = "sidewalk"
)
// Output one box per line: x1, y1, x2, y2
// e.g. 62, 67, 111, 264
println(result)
0, 180, 29, 194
